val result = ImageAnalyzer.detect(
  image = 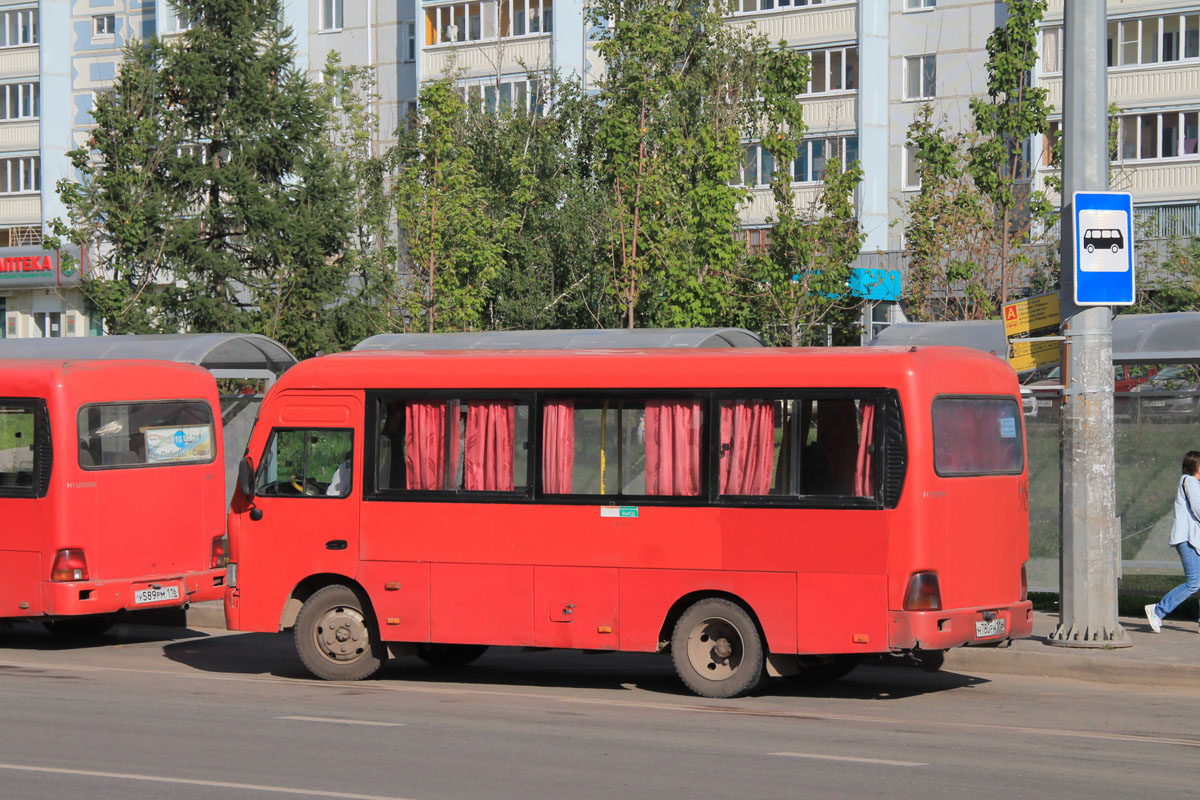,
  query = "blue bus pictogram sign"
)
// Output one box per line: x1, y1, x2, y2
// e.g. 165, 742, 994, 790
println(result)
1073, 191, 1134, 306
